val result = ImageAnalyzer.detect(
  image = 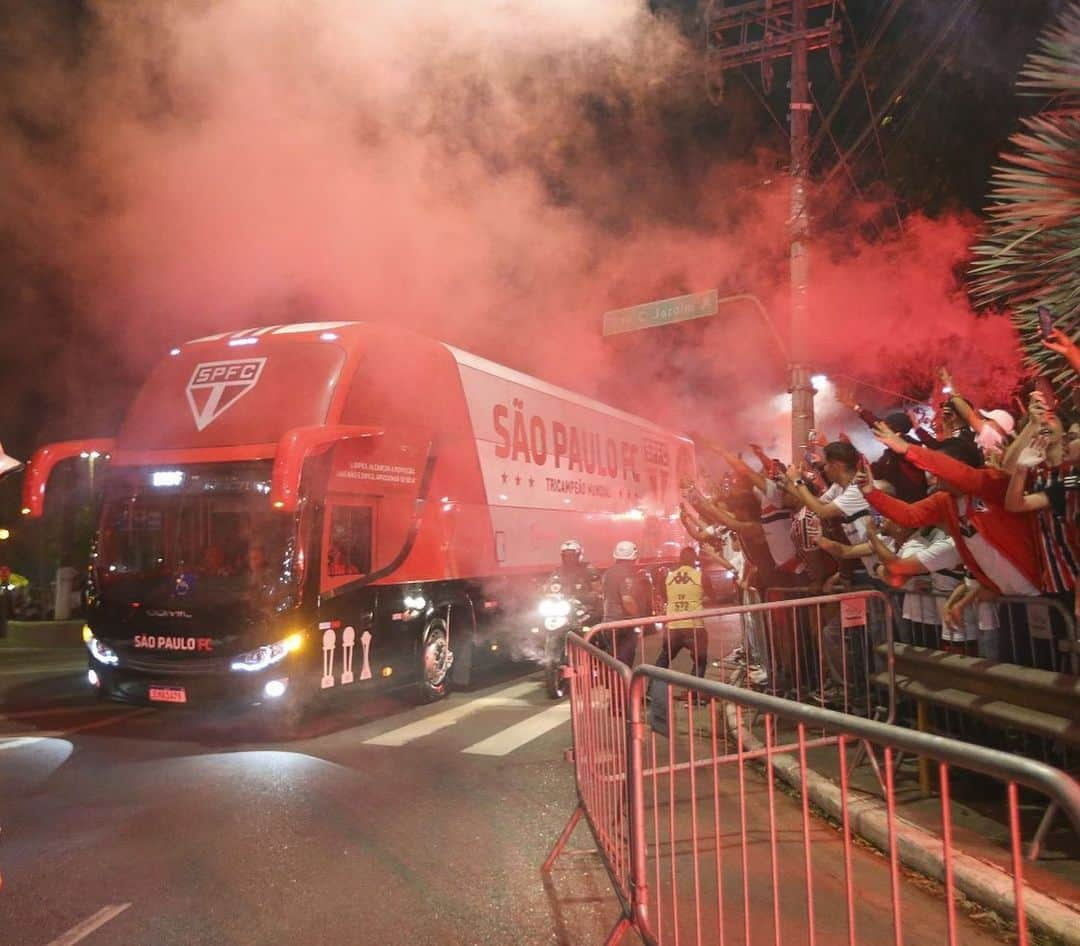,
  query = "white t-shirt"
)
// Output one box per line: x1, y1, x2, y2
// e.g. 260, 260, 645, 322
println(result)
896, 529, 957, 625
938, 576, 1001, 647
828, 482, 874, 573
754, 480, 800, 570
